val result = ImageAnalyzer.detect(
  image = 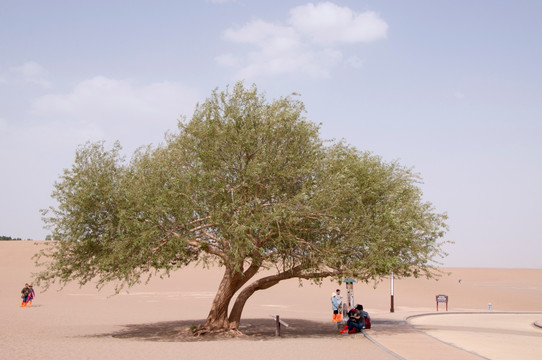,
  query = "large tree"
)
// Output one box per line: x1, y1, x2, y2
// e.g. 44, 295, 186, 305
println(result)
35, 82, 448, 334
